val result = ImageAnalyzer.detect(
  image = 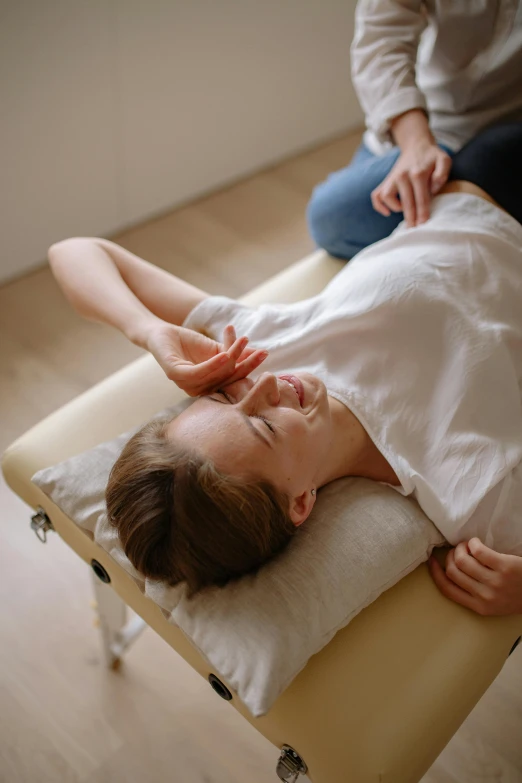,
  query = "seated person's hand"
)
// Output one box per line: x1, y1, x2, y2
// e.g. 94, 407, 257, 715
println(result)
371, 141, 452, 228
146, 322, 268, 396
428, 538, 522, 616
